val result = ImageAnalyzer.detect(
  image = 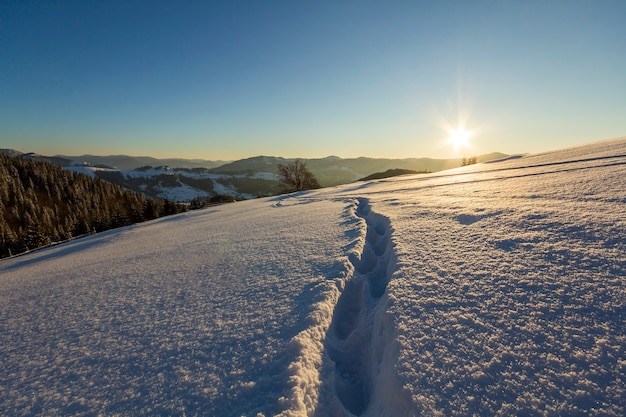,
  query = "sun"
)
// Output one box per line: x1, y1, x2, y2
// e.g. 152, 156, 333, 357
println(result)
447, 128, 471, 151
